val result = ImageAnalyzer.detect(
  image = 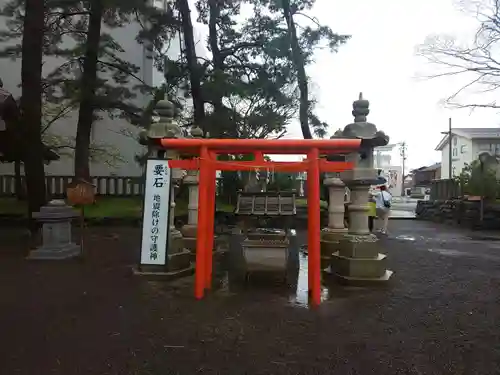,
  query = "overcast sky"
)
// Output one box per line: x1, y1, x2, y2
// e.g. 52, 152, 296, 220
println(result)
186, 0, 499, 169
